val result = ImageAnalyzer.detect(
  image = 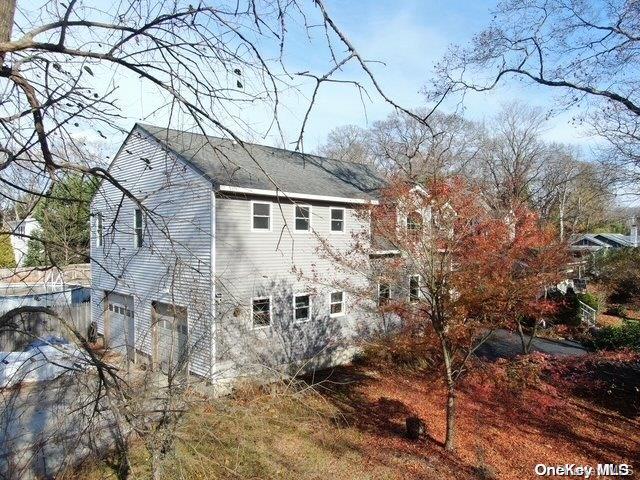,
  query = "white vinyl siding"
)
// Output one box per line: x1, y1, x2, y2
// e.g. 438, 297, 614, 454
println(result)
90, 129, 213, 379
